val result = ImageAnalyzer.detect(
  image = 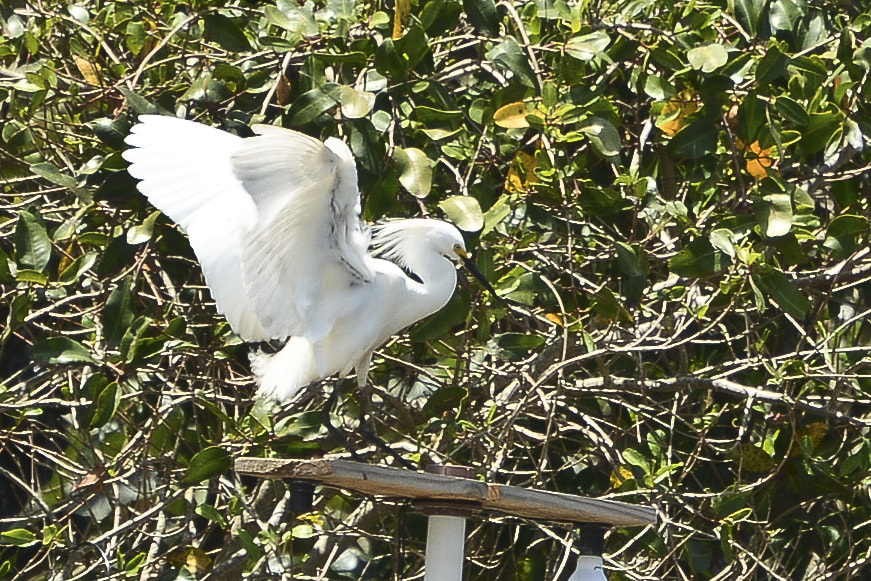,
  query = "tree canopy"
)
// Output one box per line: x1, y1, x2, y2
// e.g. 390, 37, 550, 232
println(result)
2, 0, 871, 579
